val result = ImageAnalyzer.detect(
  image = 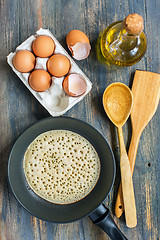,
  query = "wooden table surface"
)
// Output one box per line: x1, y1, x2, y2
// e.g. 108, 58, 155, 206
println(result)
0, 0, 159, 239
